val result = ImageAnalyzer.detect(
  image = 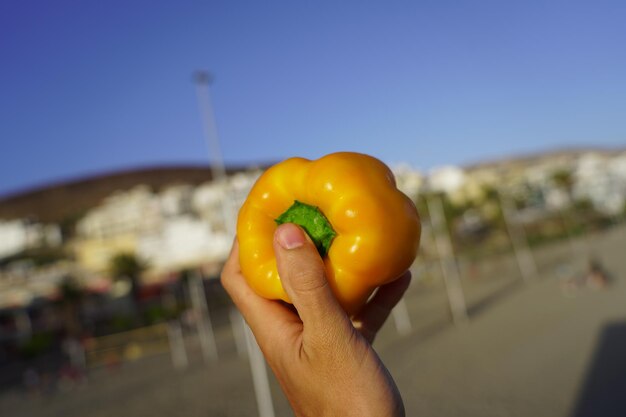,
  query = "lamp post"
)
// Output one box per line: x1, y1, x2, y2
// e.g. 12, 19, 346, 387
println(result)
424, 191, 468, 325
193, 71, 235, 237
497, 188, 537, 283
193, 71, 227, 182
193, 70, 275, 417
